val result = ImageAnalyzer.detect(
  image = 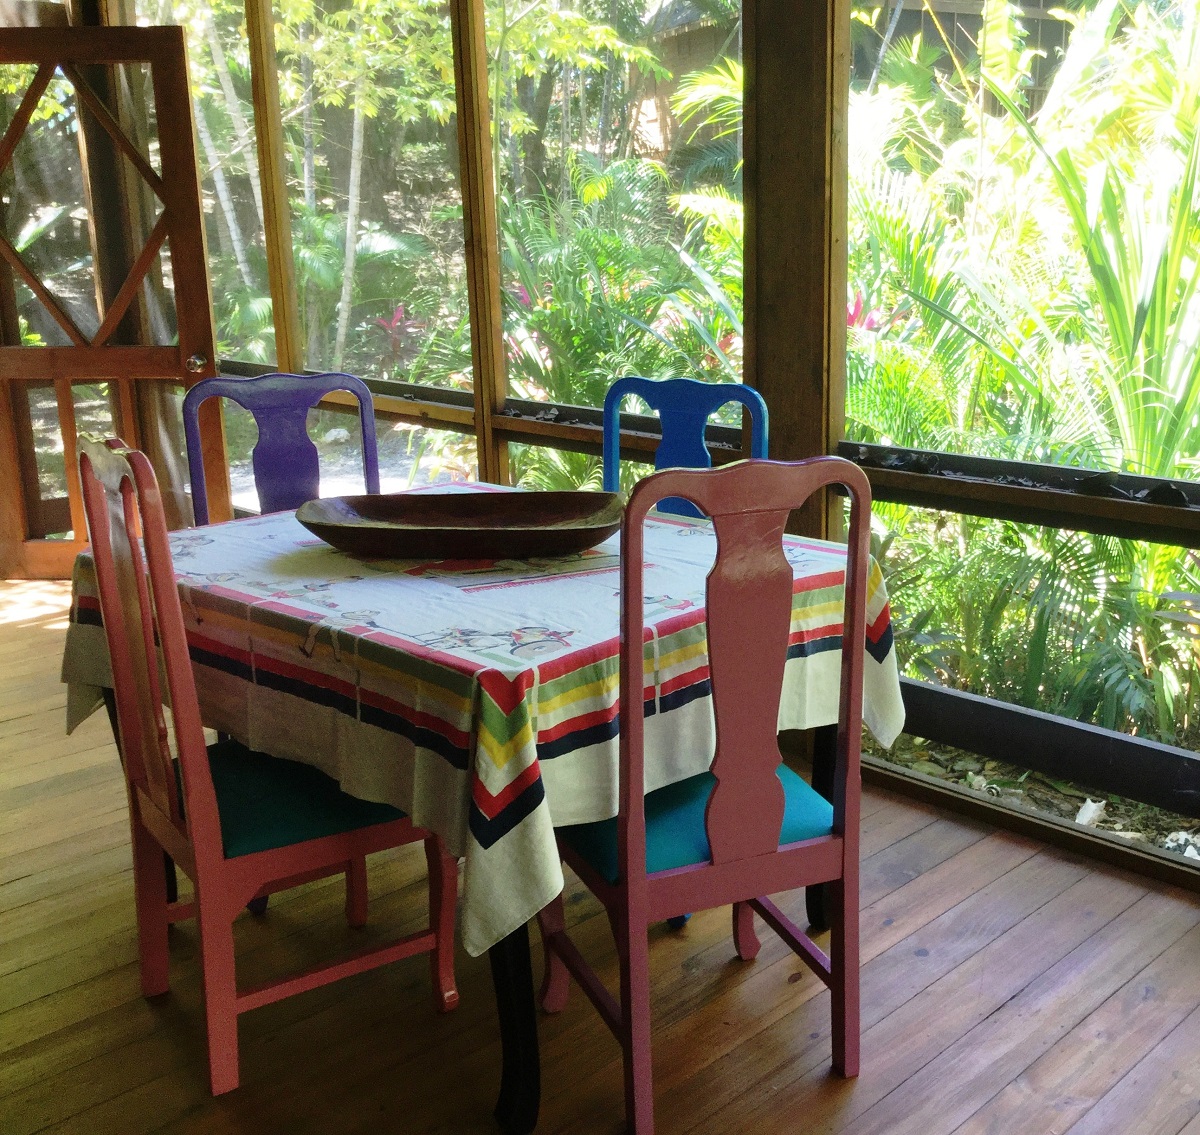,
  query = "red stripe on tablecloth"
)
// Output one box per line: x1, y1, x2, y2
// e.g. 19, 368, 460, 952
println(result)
188, 632, 253, 669
868, 604, 892, 644
660, 665, 710, 699
536, 701, 619, 744
360, 630, 486, 678
472, 759, 543, 819
478, 669, 536, 717
252, 652, 359, 700
790, 620, 844, 646
793, 569, 844, 594
358, 686, 471, 747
